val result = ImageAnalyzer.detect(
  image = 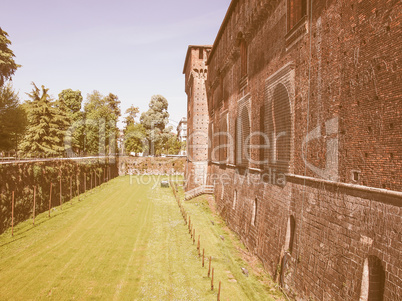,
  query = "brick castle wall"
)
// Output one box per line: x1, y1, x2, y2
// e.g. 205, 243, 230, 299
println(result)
195, 0, 402, 299
211, 165, 401, 300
